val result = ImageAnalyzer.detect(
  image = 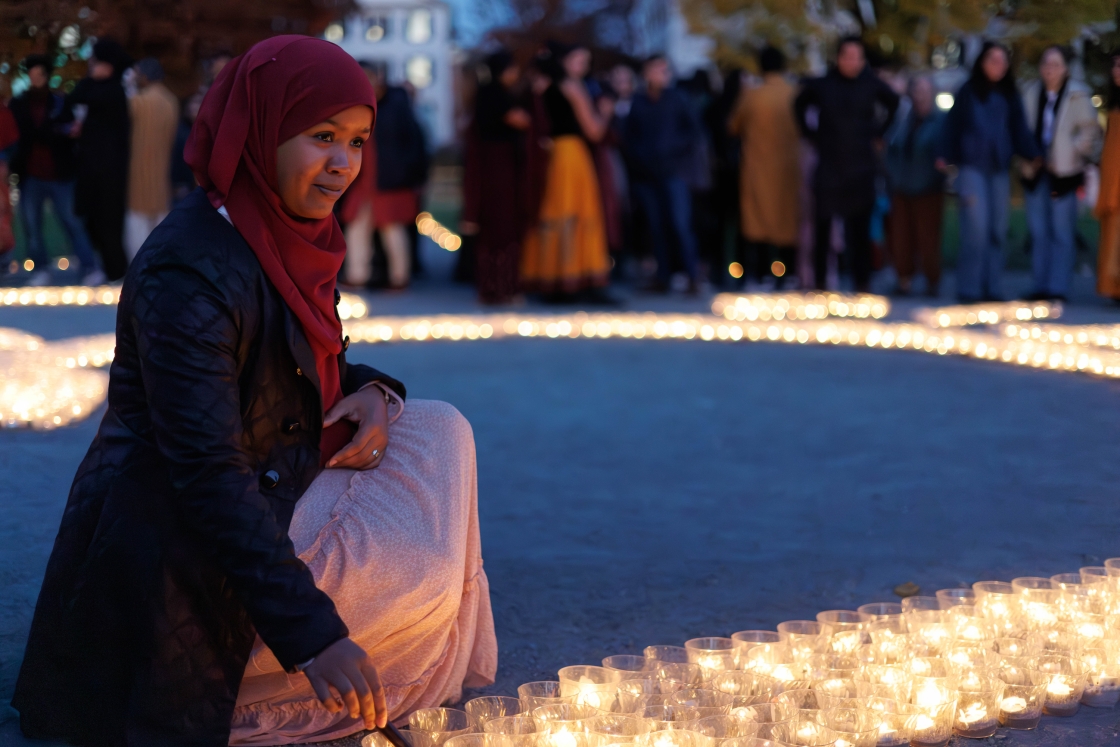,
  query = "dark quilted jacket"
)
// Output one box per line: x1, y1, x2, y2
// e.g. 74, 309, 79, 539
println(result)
12, 189, 406, 746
